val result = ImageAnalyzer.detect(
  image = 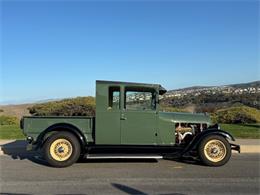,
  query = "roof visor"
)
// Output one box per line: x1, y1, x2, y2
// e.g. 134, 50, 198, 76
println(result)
159, 85, 167, 95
